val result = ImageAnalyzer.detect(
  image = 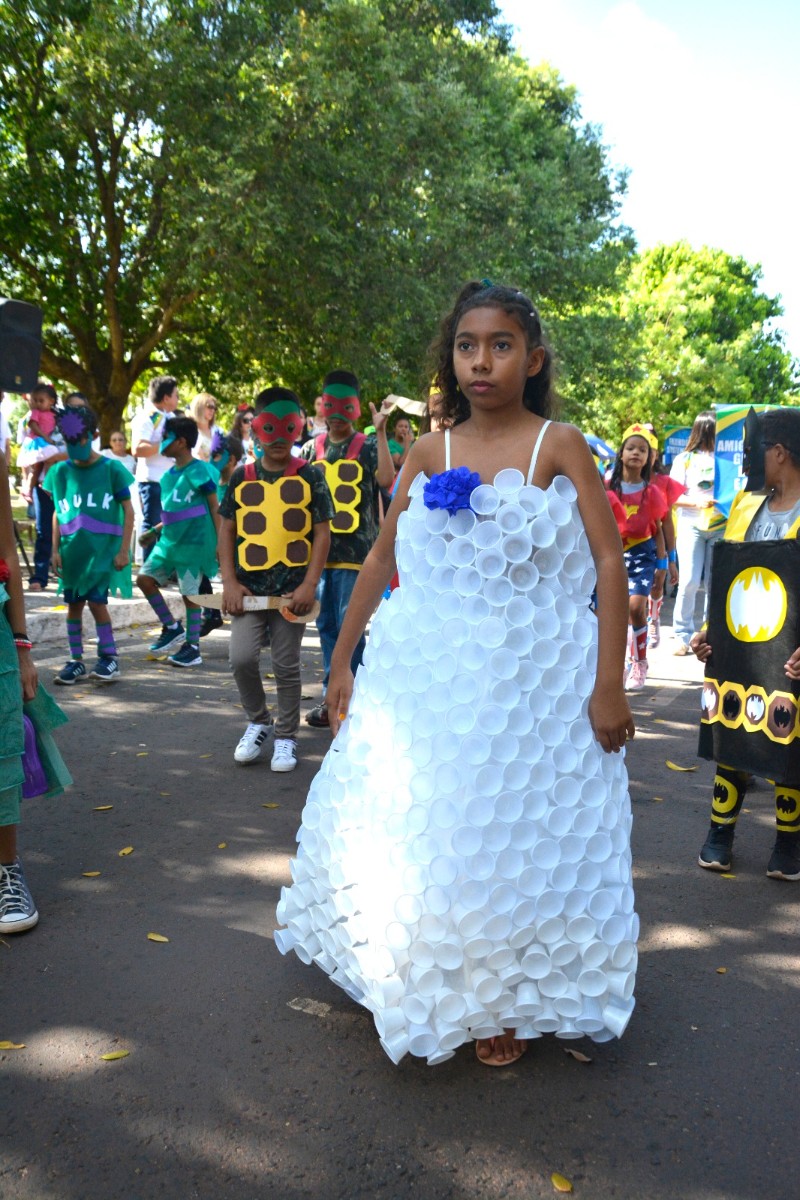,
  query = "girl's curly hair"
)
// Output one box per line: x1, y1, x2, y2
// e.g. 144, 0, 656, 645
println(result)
426, 281, 558, 426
